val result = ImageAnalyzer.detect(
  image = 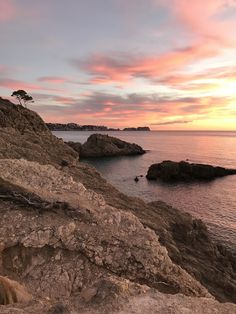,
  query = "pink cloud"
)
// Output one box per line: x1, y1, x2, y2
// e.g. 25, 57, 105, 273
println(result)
0, 65, 10, 75
30, 89, 234, 130
0, 0, 16, 22
0, 79, 42, 91
162, 0, 236, 45
53, 96, 77, 104
38, 76, 69, 84
0, 78, 63, 92
159, 64, 236, 90
73, 42, 218, 84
